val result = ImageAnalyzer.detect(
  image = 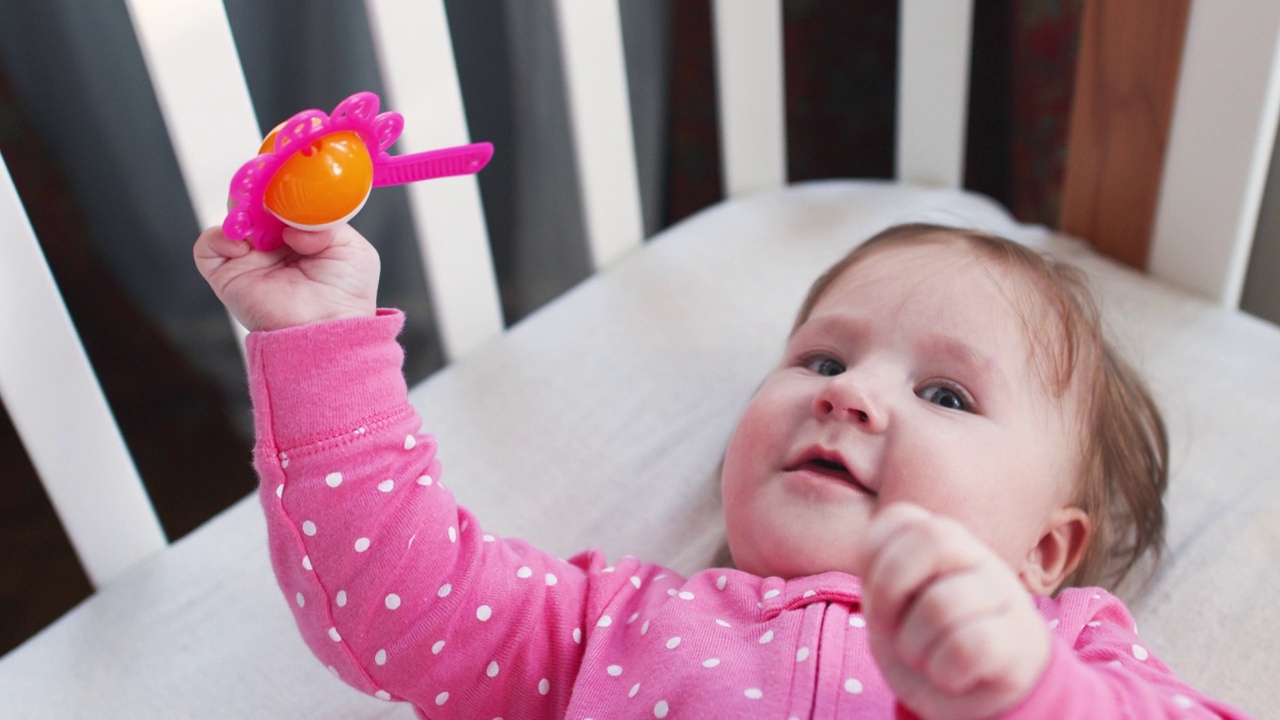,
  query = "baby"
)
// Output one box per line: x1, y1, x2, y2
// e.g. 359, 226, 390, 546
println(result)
196, 221, 1247, 719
